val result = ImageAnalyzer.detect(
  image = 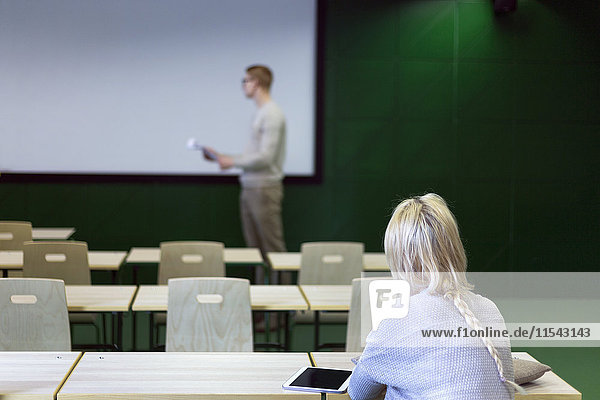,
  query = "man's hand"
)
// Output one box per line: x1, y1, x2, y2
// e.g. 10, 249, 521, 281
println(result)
217, 155, 234, 170
202, 146, 233, 169
202, 146, 218, 161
